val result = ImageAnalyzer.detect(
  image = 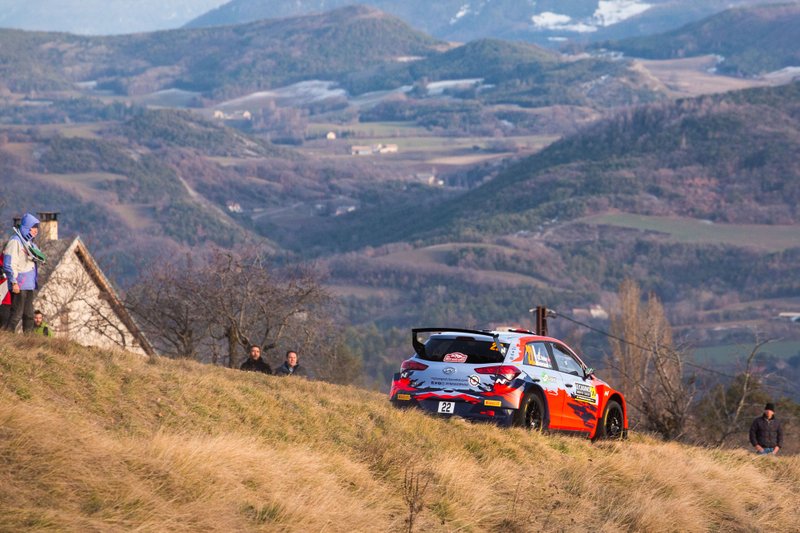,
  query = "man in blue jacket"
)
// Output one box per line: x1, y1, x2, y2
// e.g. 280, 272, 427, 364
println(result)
3, 213, 40, 332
